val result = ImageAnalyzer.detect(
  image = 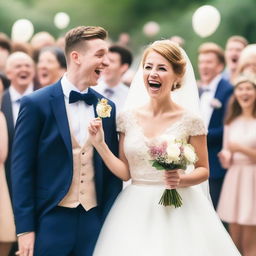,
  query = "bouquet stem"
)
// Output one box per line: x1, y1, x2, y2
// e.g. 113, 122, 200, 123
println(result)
158, 189, 182, 208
